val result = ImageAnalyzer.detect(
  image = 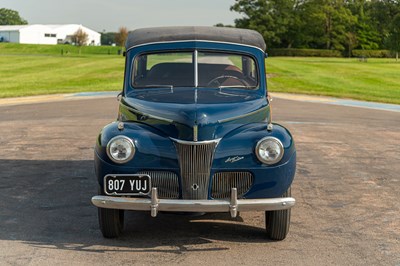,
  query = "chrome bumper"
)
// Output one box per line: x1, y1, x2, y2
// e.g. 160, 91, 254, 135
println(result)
91, 188, 295, 218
